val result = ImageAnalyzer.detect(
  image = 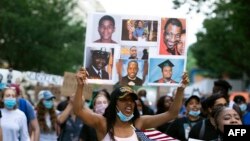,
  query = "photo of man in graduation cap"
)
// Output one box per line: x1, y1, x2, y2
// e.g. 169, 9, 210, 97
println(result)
86, 48, 110, 79
154, 59, 178, 83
